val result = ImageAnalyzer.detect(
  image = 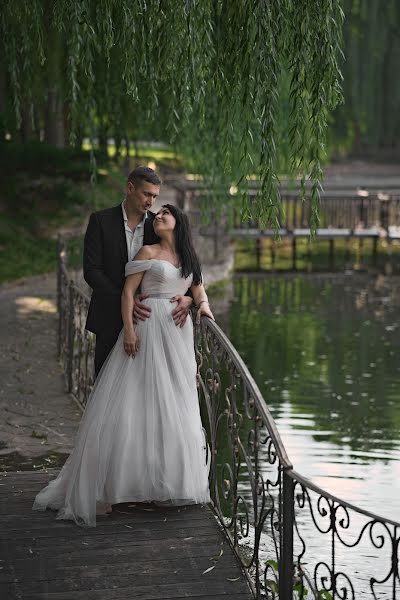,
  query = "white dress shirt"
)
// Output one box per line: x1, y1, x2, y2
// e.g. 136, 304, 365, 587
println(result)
121, 201, 147, 261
